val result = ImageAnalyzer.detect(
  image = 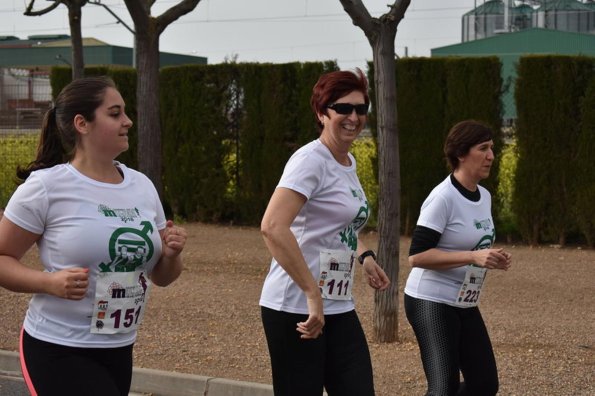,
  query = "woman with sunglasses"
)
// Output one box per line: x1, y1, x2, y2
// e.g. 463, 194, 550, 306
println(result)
405, 120, 512, 396
260, 68, 389, 396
